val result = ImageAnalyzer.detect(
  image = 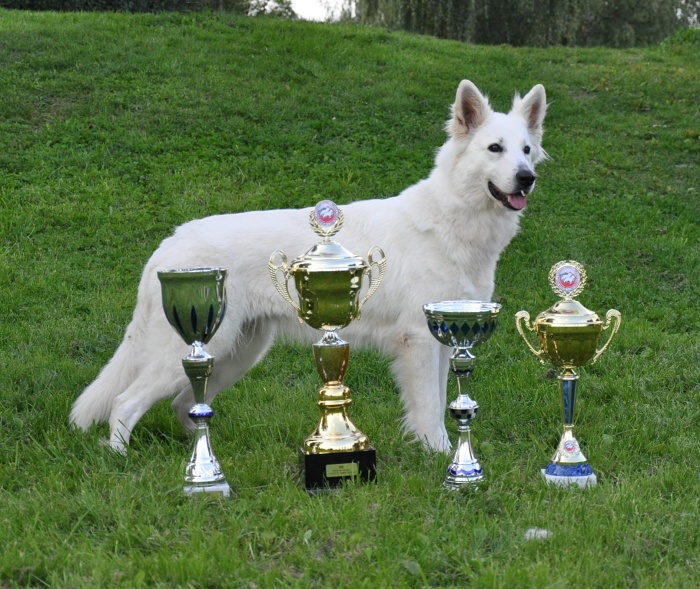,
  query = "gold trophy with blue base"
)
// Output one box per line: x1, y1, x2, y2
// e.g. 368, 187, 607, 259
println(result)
516, 261, 621, 488
158, 267, 231, 498
269, 200, 386, 492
